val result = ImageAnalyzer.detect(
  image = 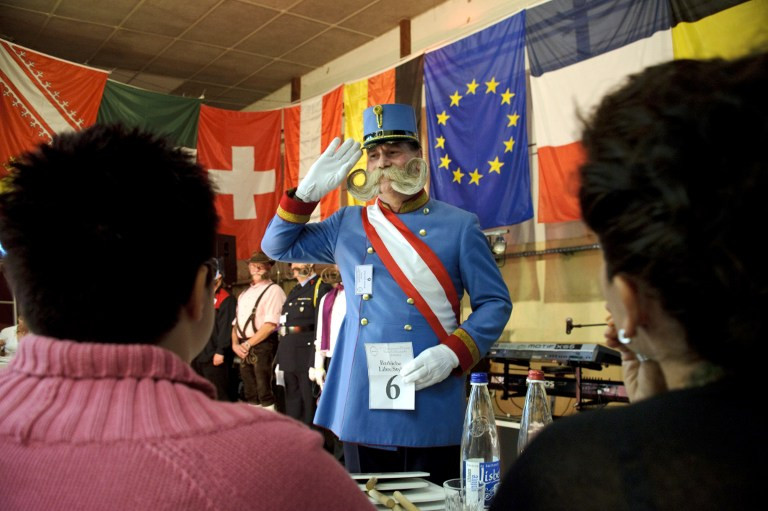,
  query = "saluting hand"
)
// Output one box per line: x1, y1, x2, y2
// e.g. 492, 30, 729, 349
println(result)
295, 137, 362, 202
